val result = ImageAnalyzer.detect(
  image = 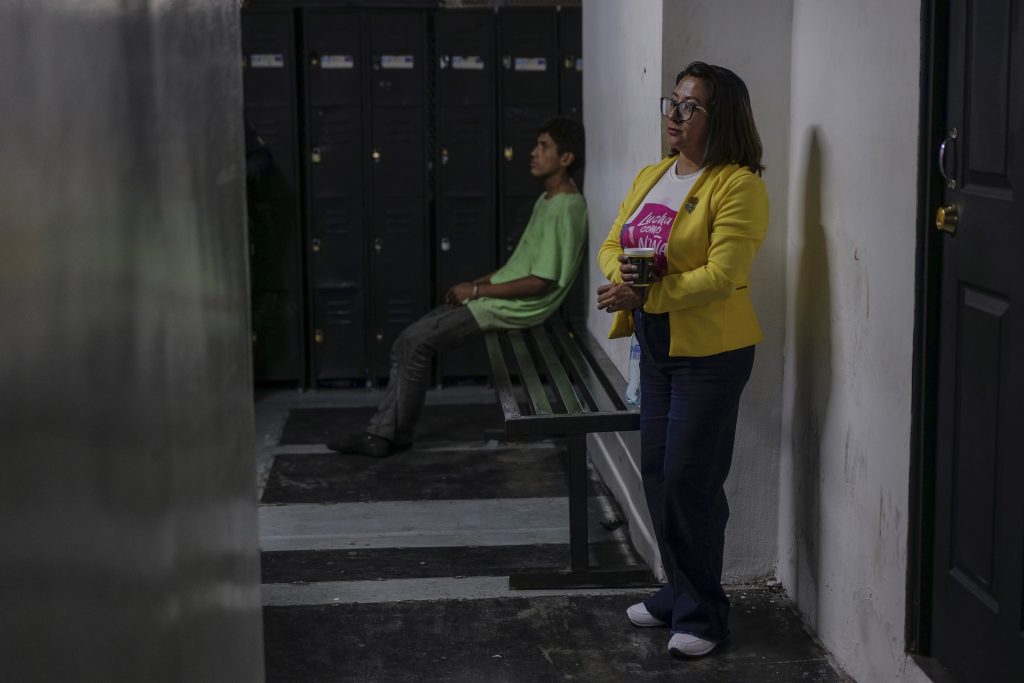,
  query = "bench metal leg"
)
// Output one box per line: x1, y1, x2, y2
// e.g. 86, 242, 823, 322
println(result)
508, 434, 657, 590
